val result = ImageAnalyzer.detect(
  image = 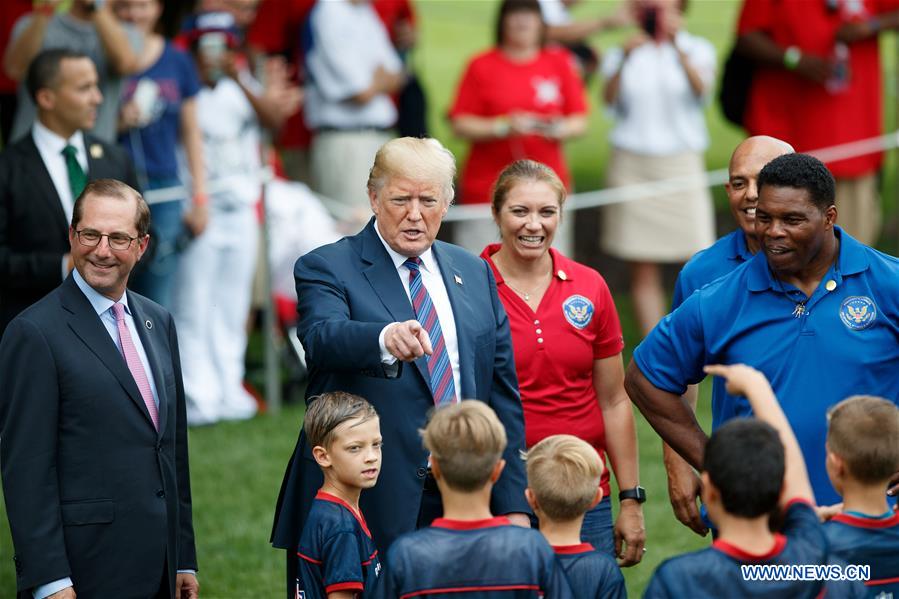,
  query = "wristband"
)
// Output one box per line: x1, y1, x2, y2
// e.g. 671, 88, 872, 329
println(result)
493, 117, 510, 138
783, 46, 802, 70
